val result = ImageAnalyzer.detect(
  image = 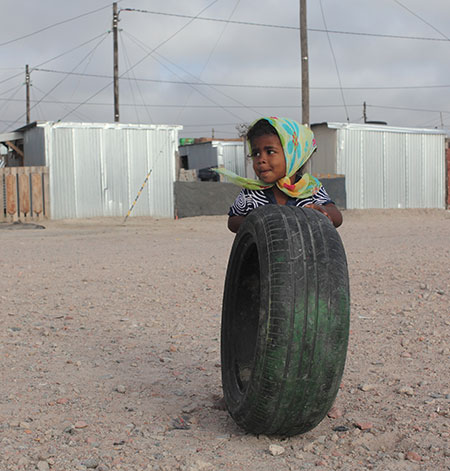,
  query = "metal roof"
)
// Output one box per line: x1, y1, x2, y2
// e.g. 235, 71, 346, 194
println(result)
316, 122, 447, 136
